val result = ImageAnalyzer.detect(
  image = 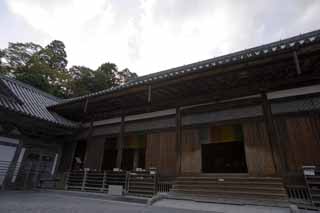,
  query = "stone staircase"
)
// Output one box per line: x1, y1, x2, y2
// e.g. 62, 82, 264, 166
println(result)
169, 174, 289, 206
